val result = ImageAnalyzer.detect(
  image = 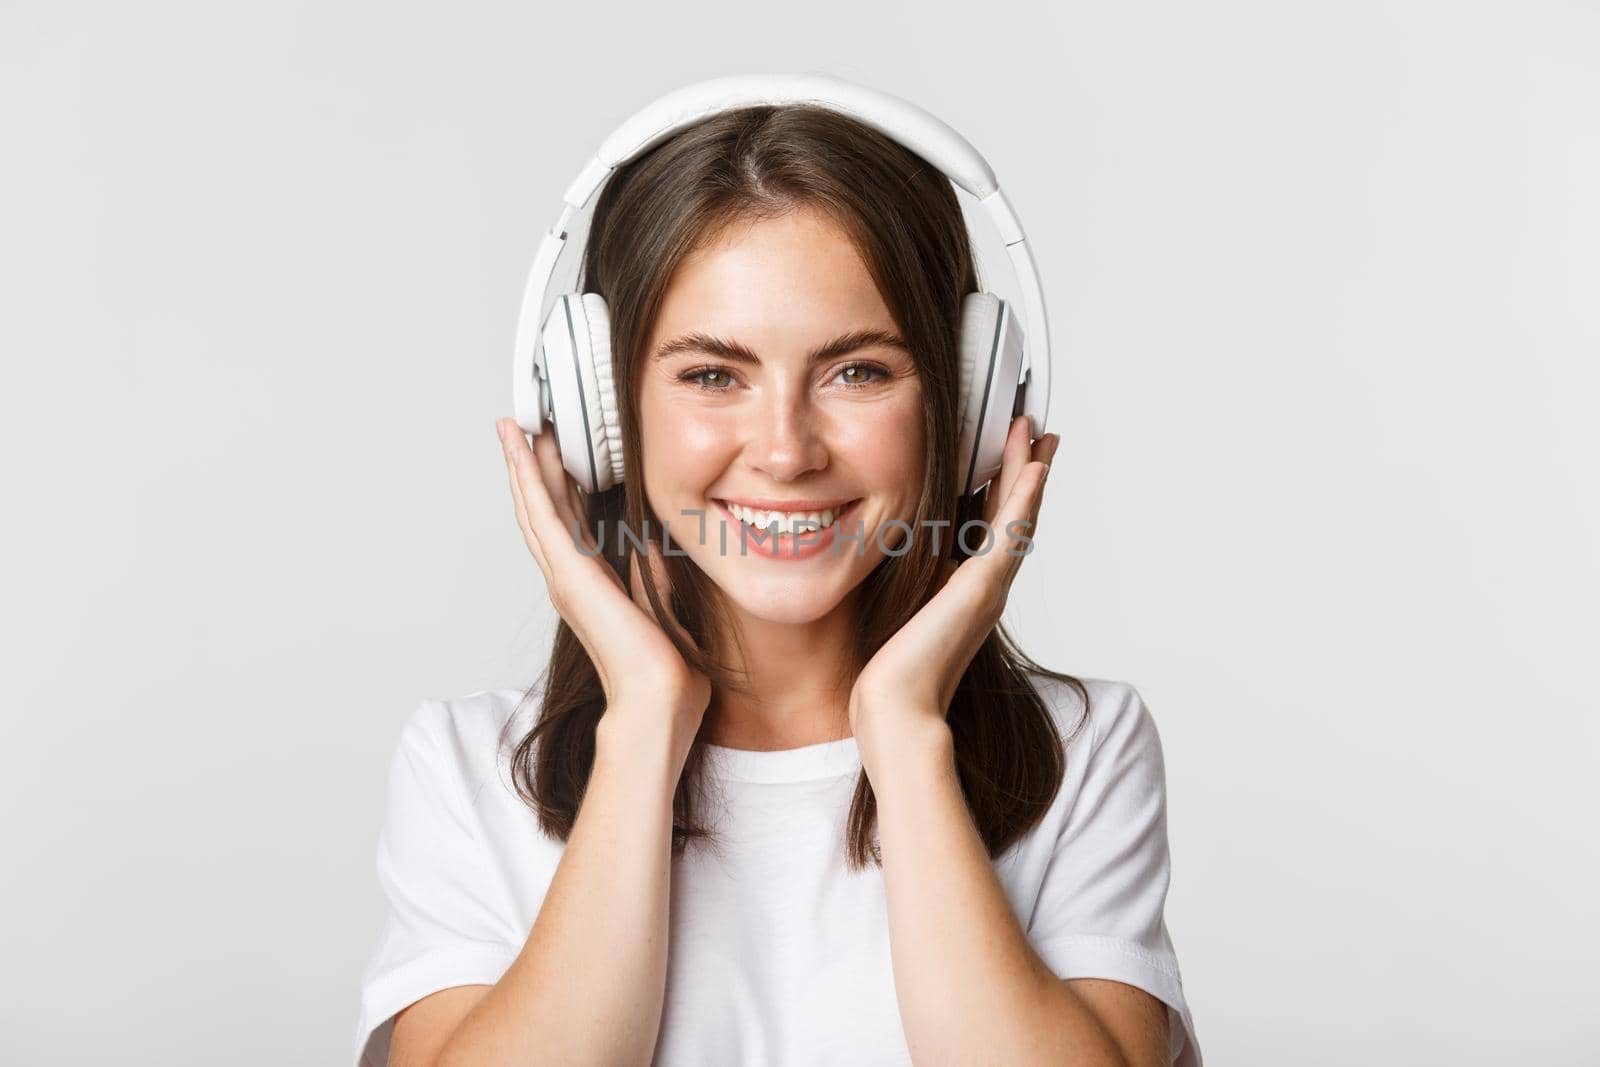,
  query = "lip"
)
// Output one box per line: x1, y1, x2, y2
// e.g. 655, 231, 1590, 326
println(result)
713, 496, 859, 513
712, 498, 863, 562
